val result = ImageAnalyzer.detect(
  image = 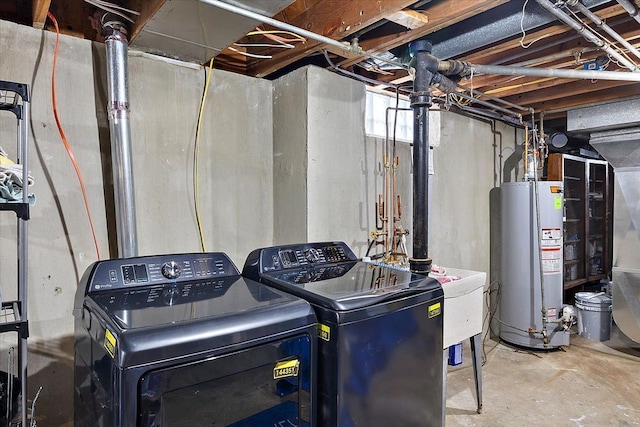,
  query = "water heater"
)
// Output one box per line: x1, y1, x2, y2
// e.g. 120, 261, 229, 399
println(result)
500, 181, 570, 349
